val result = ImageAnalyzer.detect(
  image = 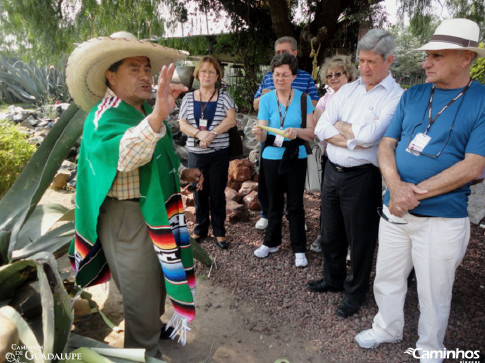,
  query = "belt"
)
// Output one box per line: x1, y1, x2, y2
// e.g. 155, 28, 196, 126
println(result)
329, 161, 375, 172
106, 196, 140, 202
